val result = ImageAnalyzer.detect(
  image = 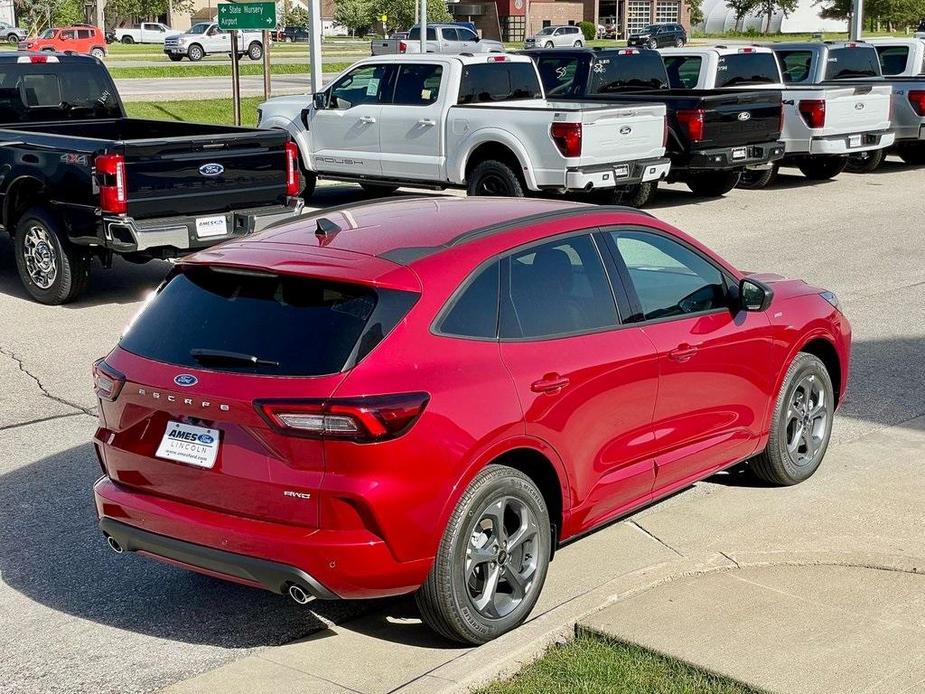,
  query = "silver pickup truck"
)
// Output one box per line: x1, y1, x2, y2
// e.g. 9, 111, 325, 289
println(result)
371, 24, 503, 55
